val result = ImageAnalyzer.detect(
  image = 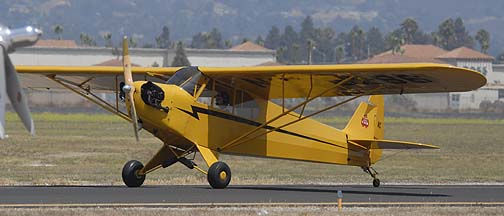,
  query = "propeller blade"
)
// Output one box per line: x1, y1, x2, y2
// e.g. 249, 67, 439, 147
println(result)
0, 48, 6, 139
5, 50, 34, 136
122, 36, 139, 142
